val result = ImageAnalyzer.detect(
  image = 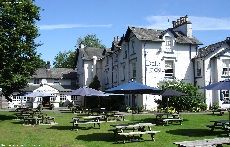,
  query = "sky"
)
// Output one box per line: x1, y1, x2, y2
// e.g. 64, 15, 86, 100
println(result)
35, 0, 230, 64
